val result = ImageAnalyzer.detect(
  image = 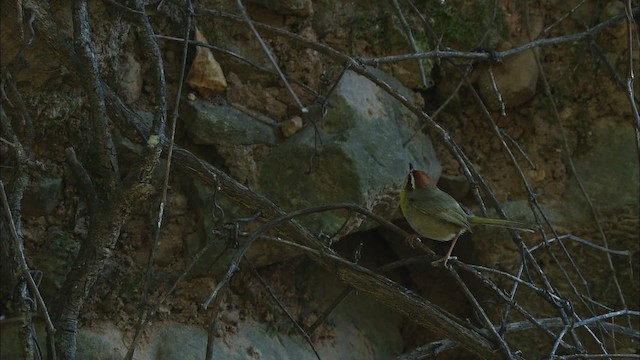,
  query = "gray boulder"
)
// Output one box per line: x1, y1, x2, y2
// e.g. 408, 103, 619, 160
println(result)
259, 68, 441, 237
